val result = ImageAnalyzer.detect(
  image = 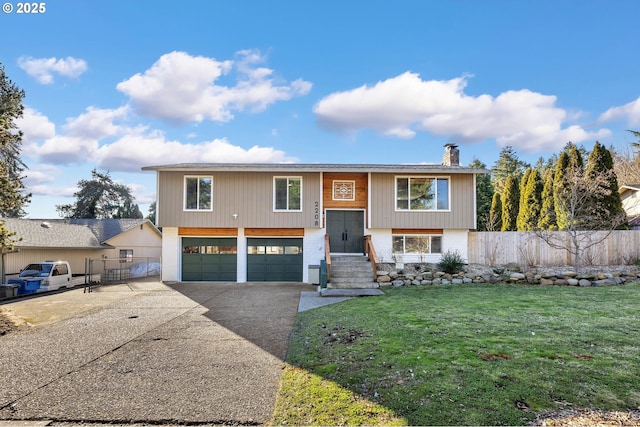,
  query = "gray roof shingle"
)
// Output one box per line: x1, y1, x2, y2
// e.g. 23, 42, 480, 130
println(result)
1, 218, 106, 249
66, 218, 151, 243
